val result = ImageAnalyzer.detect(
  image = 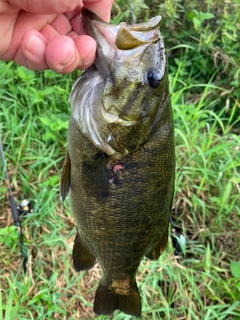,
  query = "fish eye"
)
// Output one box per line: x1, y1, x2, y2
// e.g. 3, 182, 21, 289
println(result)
147, 68, 163, 88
